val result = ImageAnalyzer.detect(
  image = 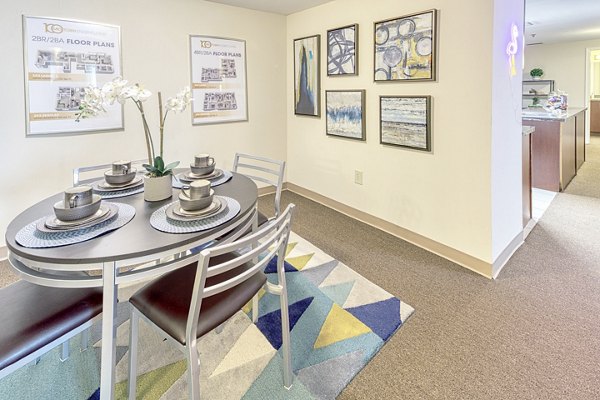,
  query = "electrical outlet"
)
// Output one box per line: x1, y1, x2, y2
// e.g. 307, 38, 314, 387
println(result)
354, 170, 363, 185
